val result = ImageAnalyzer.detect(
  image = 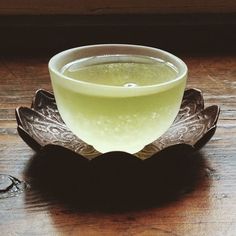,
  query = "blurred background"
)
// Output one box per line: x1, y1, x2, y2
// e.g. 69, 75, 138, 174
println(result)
0, 0, 236, 55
